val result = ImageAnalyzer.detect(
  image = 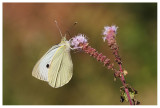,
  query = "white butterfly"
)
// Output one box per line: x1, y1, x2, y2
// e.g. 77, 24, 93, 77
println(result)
32, 23, 73, 88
